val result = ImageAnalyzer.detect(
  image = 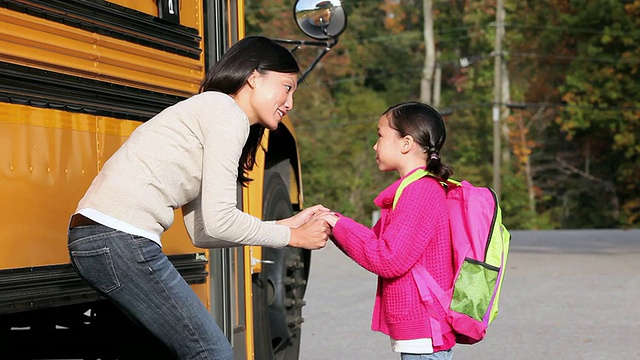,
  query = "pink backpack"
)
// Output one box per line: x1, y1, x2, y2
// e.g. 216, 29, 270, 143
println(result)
393, 169, 511, 345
